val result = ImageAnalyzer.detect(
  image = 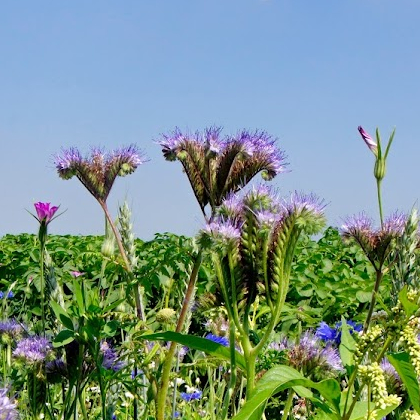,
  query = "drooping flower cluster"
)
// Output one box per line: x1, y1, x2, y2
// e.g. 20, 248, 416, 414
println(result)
316, 320, 362, 345
54, 145, 146, 202
0, 388, 18, 420
268, 331, 343, 380
158, 127, 288, 214
13, 335, 53, 366
341, 211, 408, 269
